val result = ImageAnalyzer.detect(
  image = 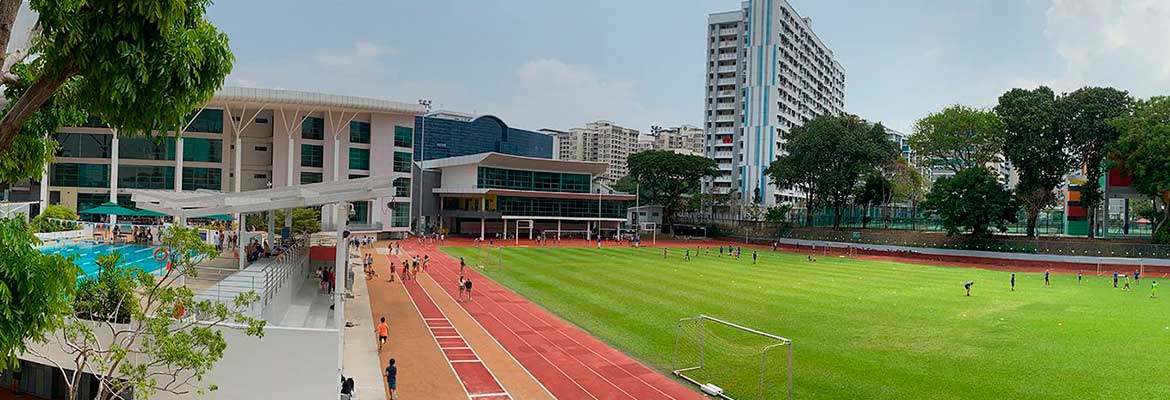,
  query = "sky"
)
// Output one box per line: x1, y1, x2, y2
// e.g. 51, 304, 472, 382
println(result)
206, 0, 1170, 134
